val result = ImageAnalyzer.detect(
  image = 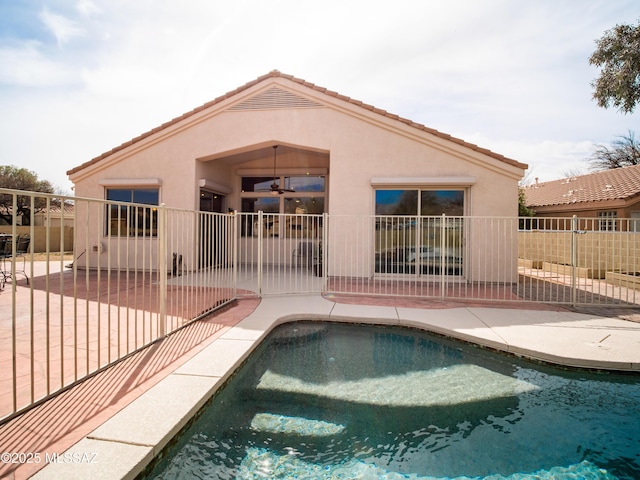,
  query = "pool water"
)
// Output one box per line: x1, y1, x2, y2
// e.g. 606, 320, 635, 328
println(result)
144, 322, 640, 479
